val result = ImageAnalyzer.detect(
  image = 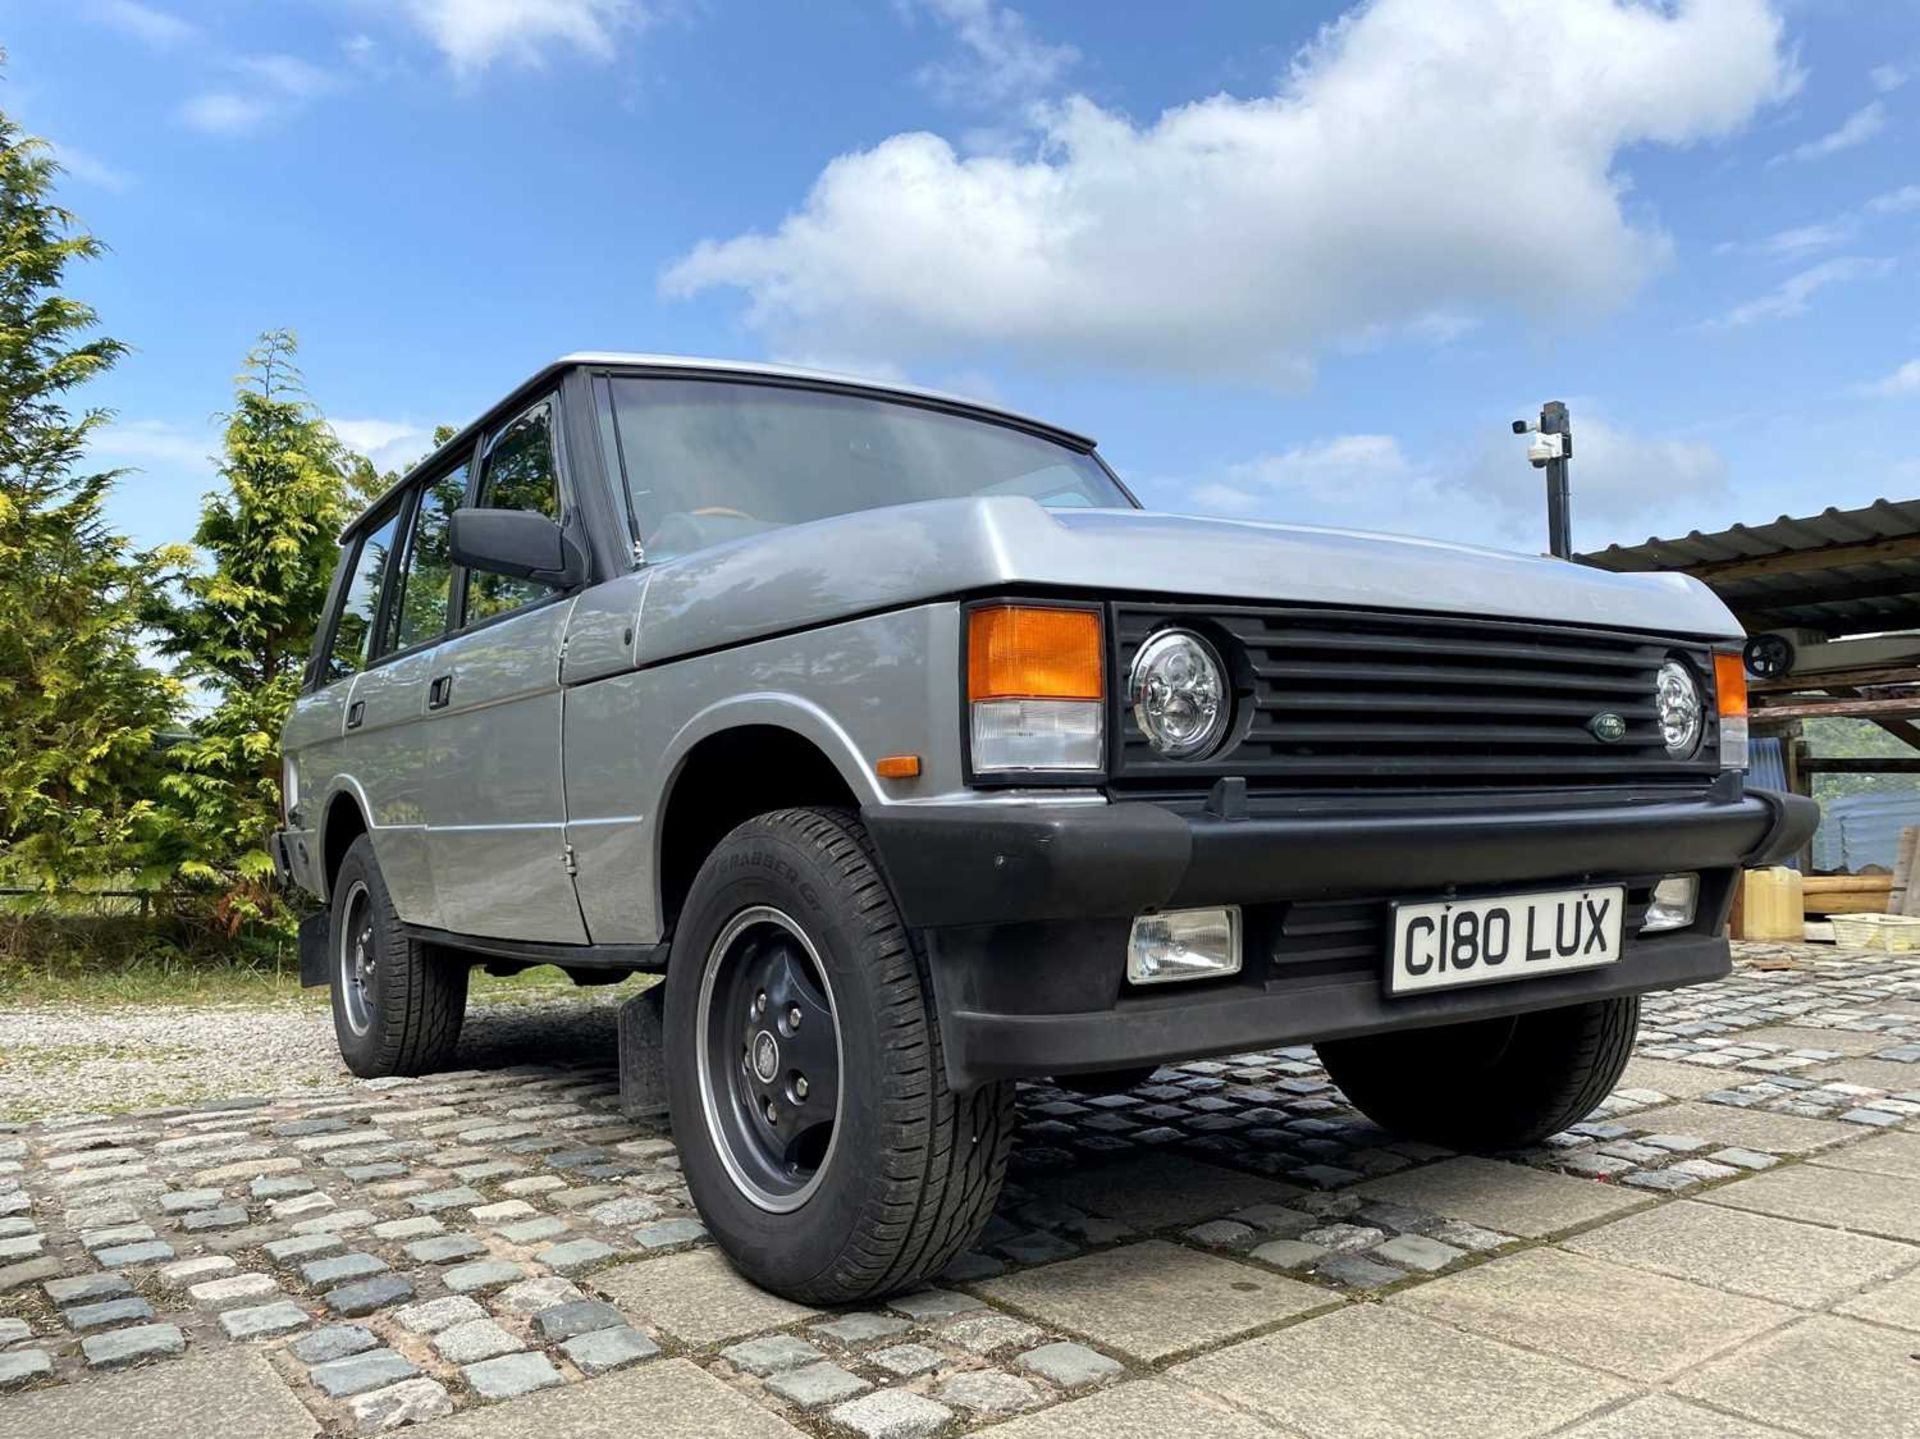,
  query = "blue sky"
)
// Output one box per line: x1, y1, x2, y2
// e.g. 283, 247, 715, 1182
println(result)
12, 0, 1920, 558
